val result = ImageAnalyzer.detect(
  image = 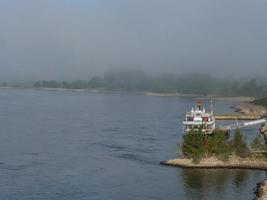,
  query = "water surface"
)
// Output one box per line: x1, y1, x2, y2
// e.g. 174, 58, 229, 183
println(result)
0, 89, 265, 200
